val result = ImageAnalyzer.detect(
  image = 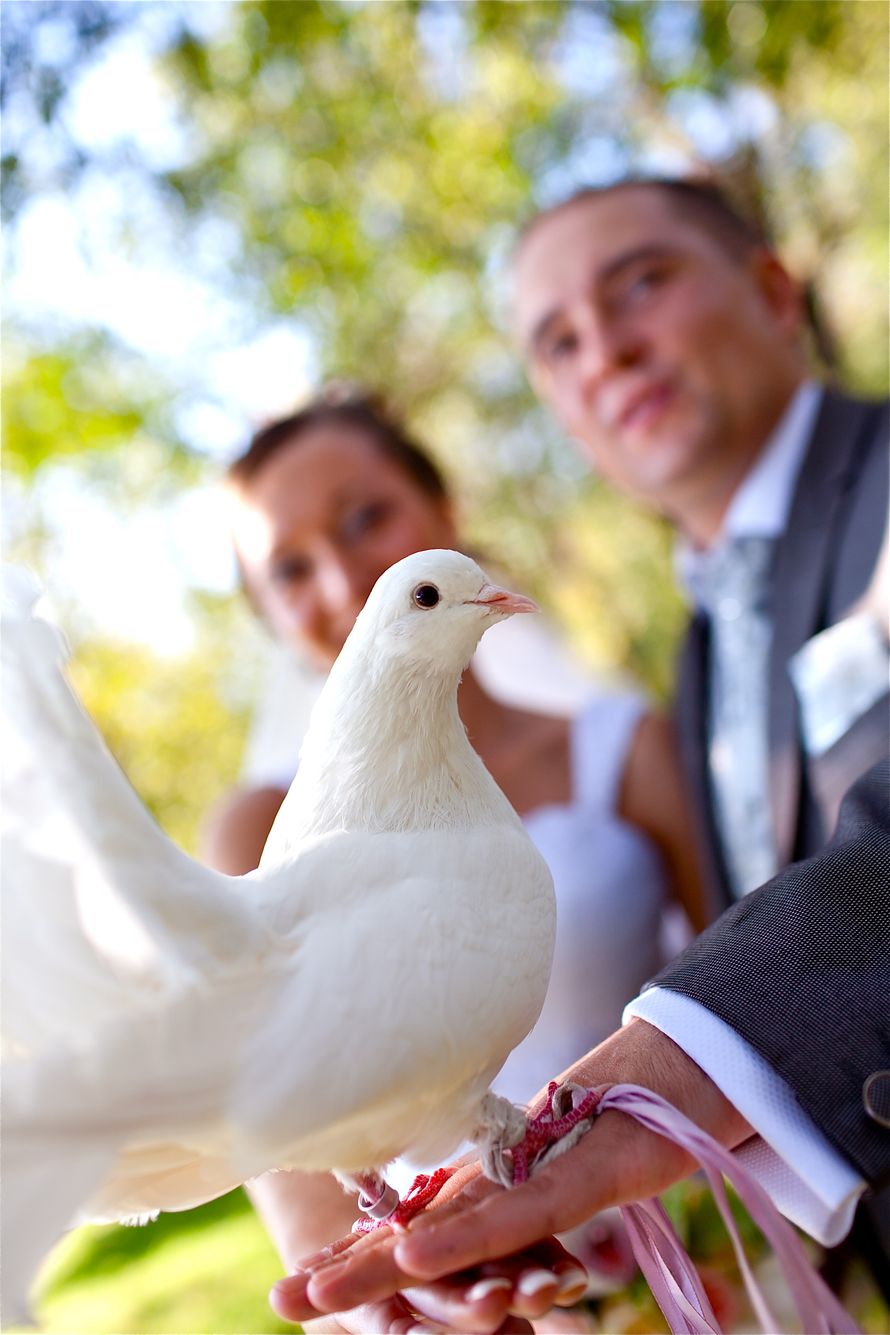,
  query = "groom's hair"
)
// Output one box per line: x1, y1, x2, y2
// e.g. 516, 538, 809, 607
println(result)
514, 176, 771, 263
